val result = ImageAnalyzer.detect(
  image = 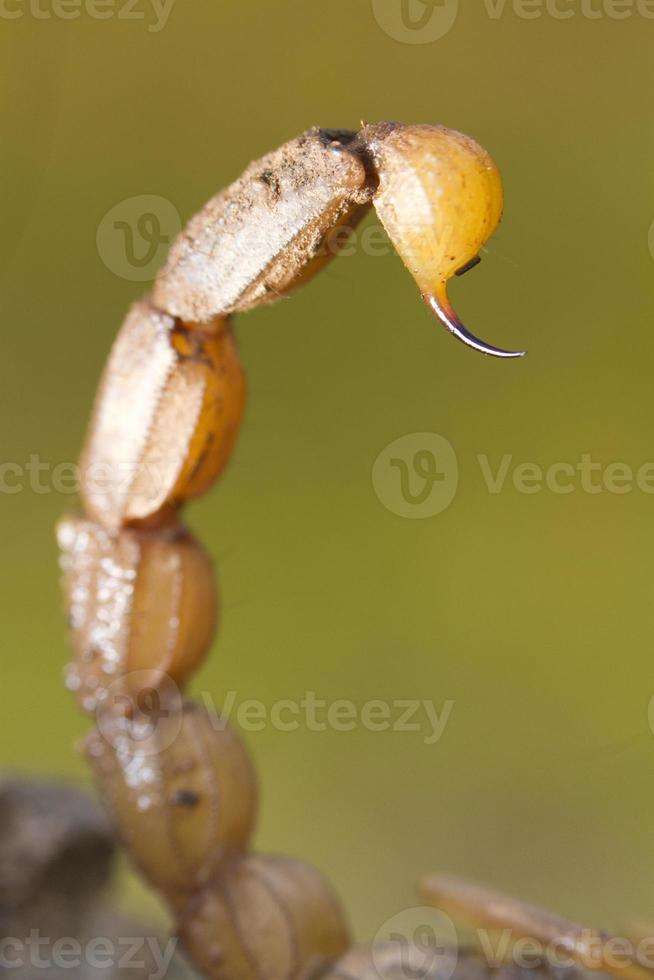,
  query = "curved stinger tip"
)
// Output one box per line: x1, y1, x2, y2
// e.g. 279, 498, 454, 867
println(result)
424, 290, 526, 360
